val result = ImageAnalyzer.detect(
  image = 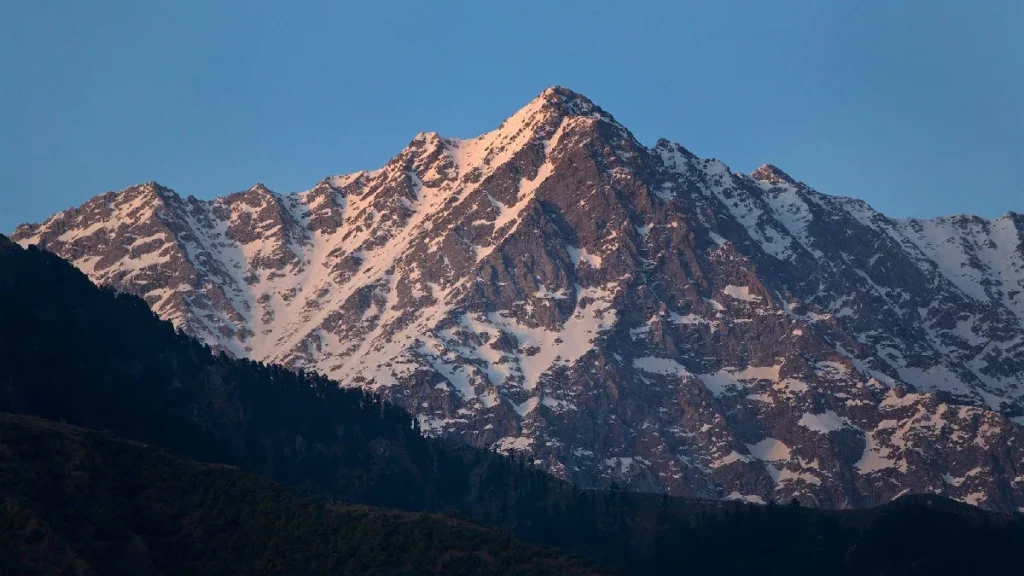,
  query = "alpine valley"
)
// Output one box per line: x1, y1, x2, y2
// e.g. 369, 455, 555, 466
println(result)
14, 87, 1024, 512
